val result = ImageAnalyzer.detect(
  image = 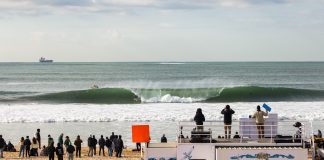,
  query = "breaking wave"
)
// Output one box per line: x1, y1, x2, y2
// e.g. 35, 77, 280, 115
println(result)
1, 86, 324, 104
